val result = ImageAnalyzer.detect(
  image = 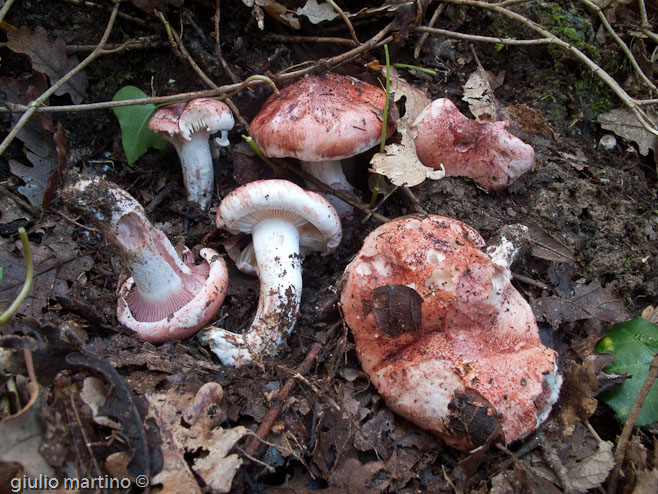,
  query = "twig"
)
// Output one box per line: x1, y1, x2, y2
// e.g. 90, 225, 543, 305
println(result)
0, 1, 120, 156
325, 0, 360, 45
435, 0, 658, 135
413, 3, 445, 58
607, 352, 658, 494
261, 33, 357, 46
0, 0, 16, 25
243, 321, 340, 457
58, 0, 145, 25
579, 0, 657, 93
0, 22, 394, 116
